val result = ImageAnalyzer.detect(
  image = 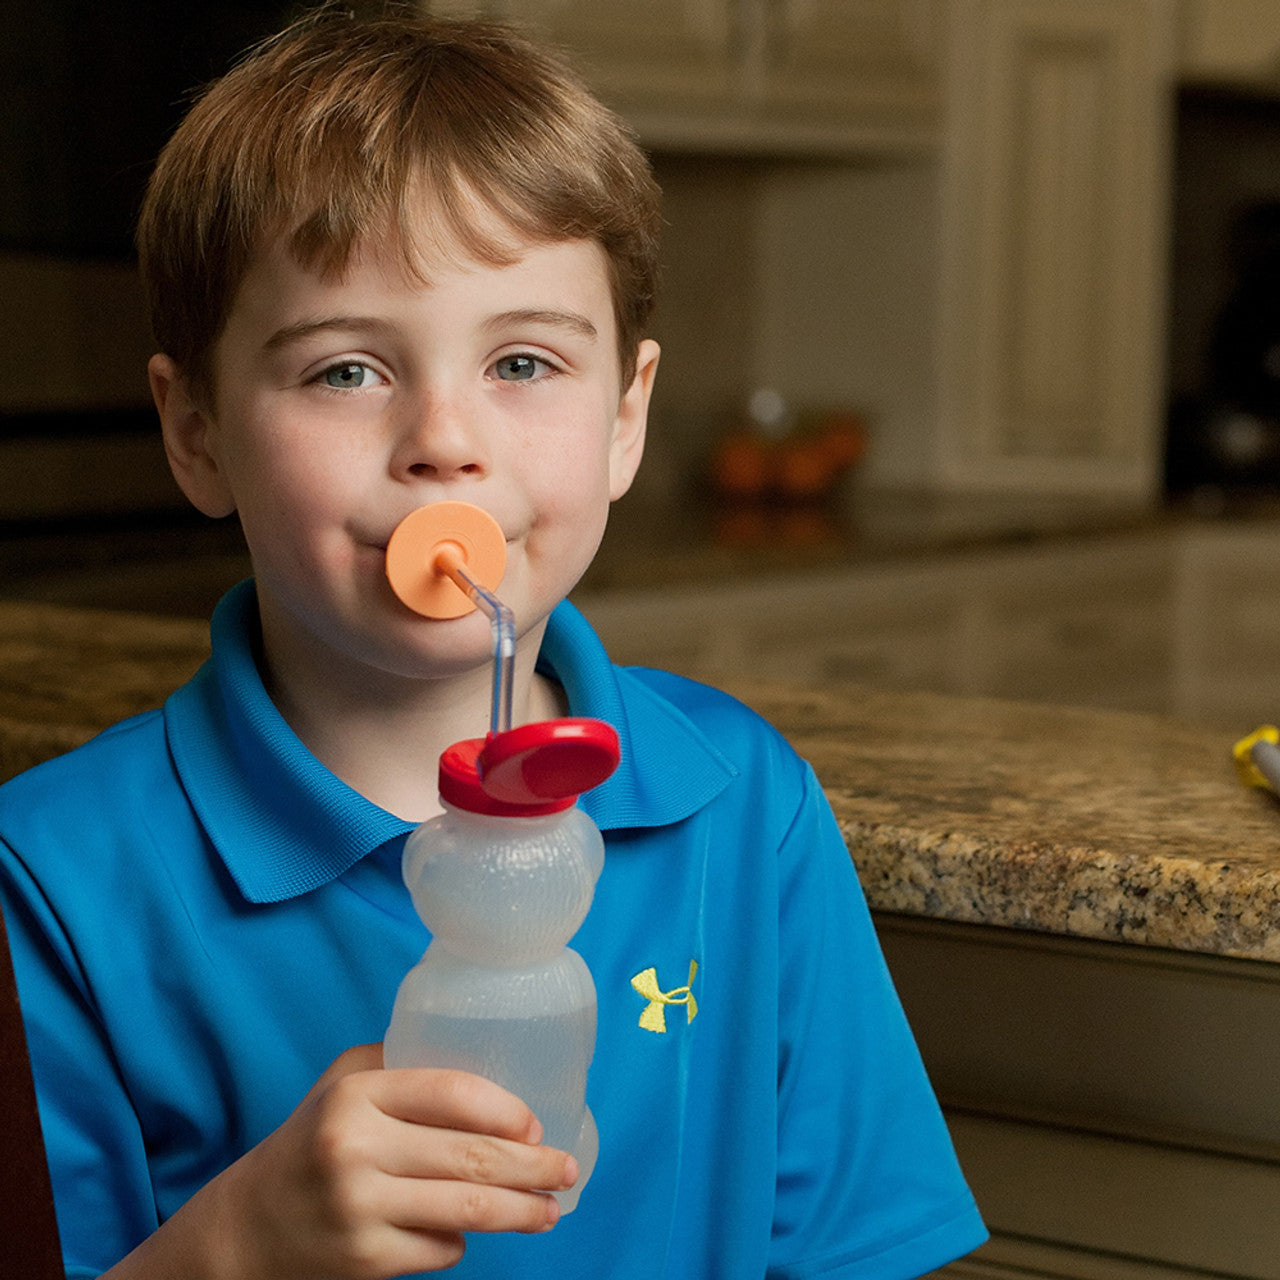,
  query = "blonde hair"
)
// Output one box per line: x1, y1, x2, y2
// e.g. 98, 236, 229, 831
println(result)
136, 6, 662, 399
